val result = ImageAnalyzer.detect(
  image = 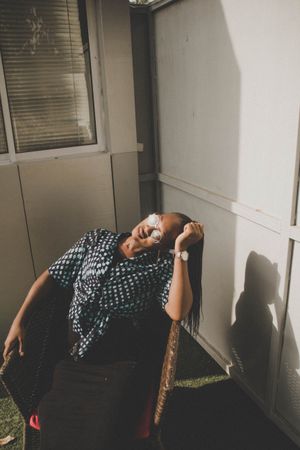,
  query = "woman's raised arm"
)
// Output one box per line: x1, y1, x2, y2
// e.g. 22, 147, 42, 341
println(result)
165, 222, 204, 321
2, 269, 59, 360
